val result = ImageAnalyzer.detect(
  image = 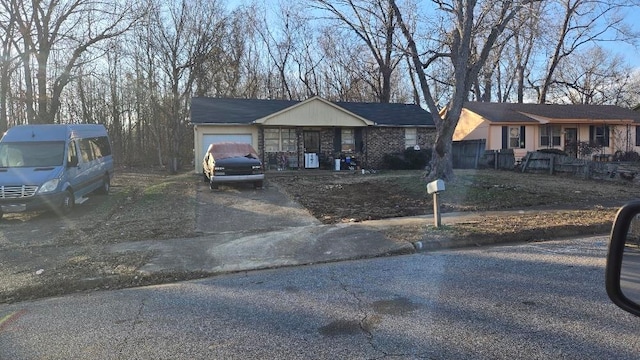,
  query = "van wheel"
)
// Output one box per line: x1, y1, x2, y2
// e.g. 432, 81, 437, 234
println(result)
97, 175, 110, 195
61, 190, 74, 214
